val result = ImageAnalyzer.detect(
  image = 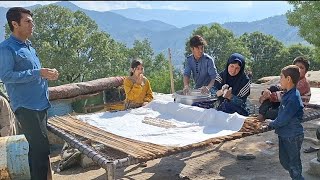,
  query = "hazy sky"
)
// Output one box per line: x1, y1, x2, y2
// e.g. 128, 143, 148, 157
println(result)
0, 1, 292, 14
